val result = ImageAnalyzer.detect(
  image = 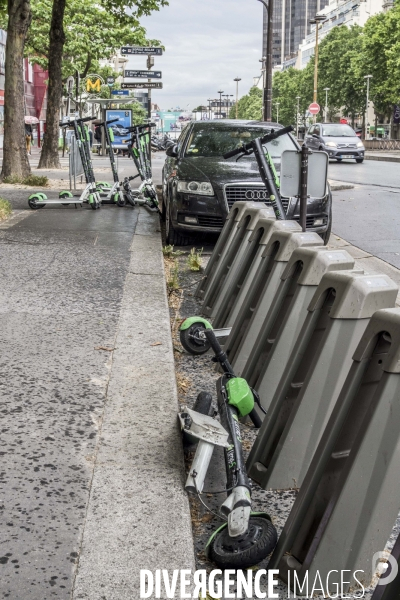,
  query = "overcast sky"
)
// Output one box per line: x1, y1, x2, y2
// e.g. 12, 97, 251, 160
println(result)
127, 0, 264, 111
